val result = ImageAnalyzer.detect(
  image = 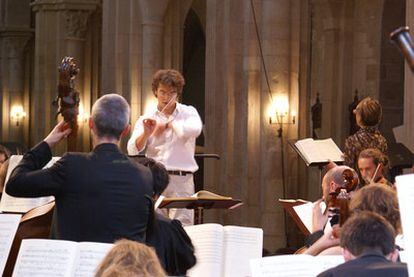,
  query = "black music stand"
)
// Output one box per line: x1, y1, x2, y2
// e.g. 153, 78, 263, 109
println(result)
158, 198, 243, 225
